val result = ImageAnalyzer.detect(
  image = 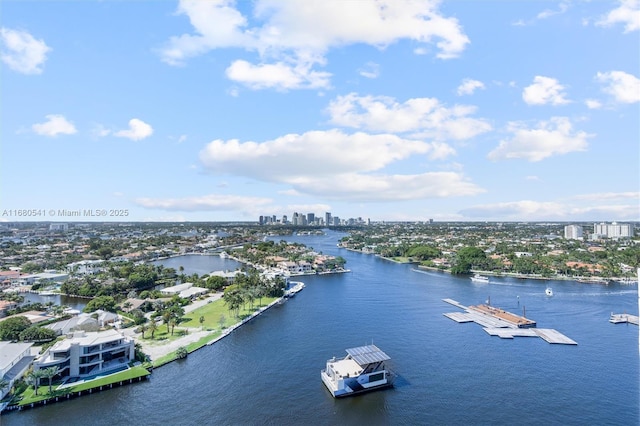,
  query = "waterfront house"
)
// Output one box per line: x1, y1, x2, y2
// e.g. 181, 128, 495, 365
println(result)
46, 310, 118, 336
33, 329, 135, 380
208, 270, 244, 285
160, 282, 208, 299
0, 341, 34, 399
